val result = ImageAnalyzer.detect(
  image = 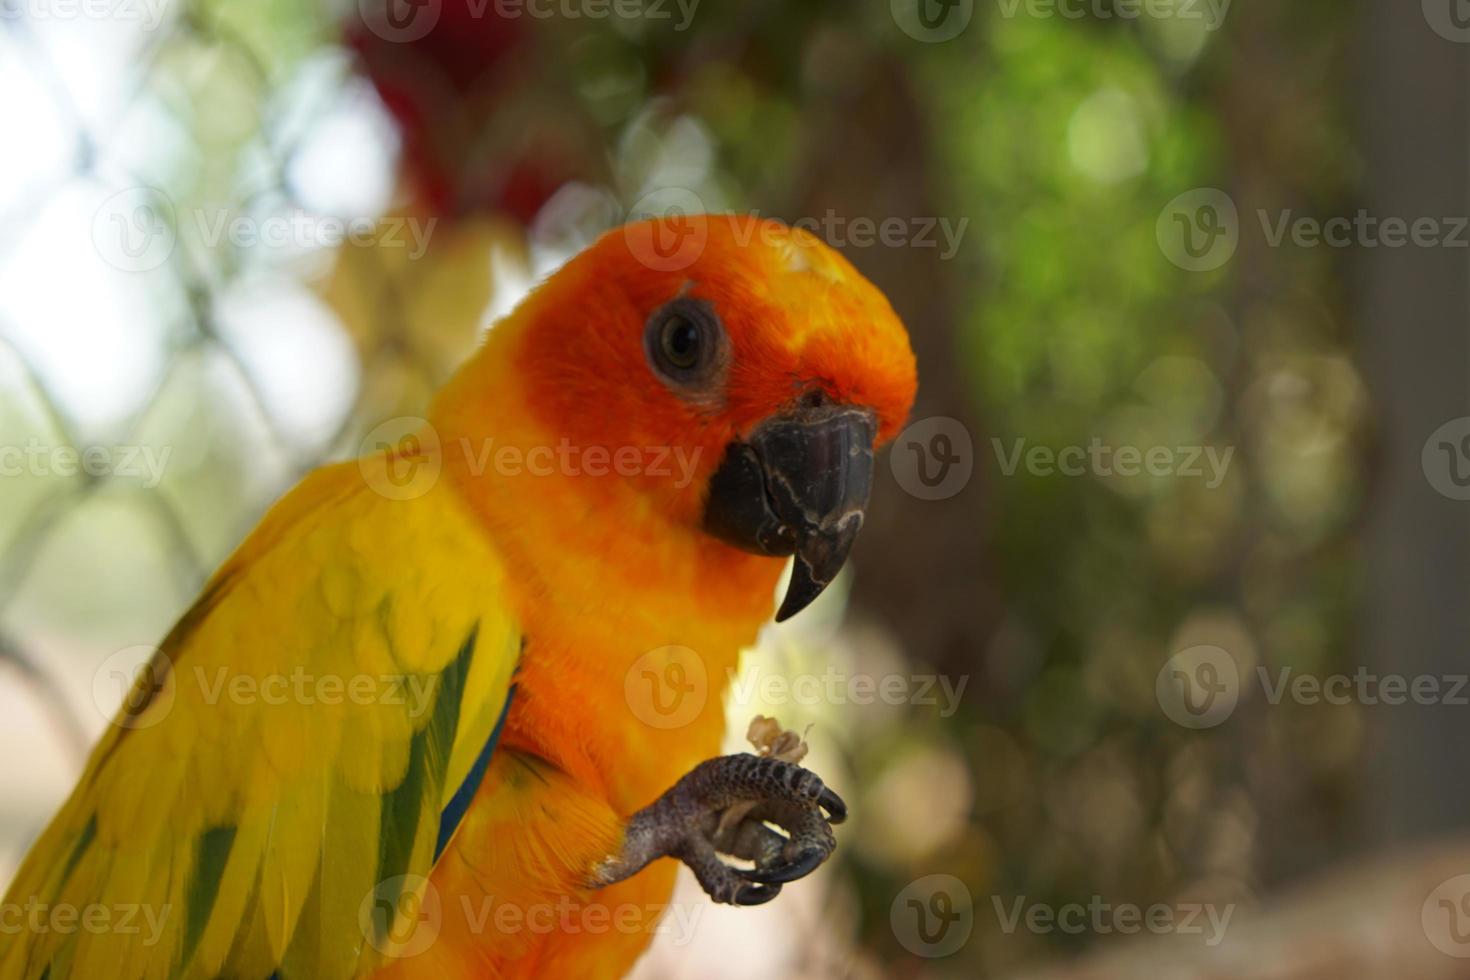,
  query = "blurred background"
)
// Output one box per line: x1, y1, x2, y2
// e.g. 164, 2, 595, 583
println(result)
2, 0, 1469, 976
